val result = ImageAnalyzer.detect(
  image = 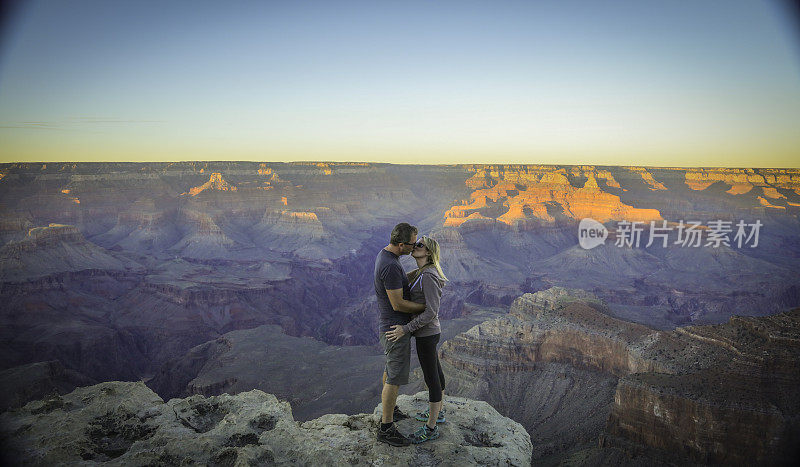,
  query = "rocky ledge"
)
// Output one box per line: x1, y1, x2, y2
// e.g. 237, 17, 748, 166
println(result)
0, 381, 532, 466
